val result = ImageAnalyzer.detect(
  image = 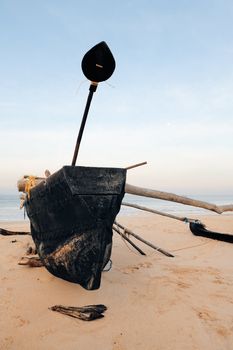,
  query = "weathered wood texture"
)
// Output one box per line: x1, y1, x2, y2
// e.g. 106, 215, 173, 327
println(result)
125, 184, 233, 214
112, 225, 146, 255
122, 202, 194, 222
114, 221, 174, 258
24, 166, 126, 290
0, 228, 30, 236
49, 304, 107, 321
